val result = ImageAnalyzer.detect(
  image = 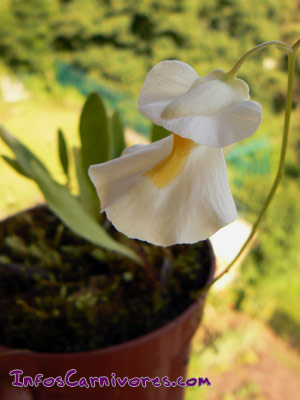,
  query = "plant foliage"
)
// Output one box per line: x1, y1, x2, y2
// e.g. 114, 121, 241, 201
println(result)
0, 93, 141, 264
